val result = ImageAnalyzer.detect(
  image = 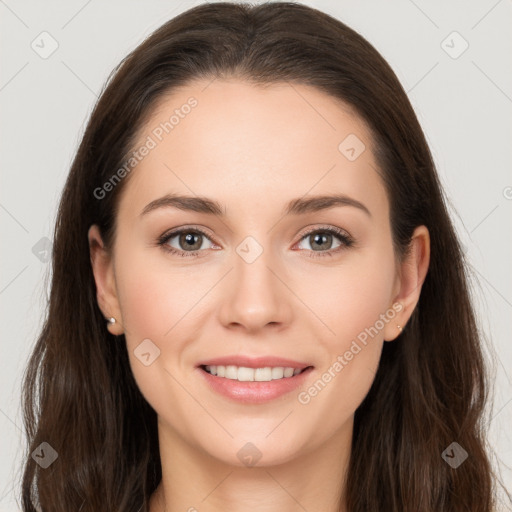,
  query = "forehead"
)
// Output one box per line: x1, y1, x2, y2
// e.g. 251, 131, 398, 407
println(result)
117, 79, 388, 224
